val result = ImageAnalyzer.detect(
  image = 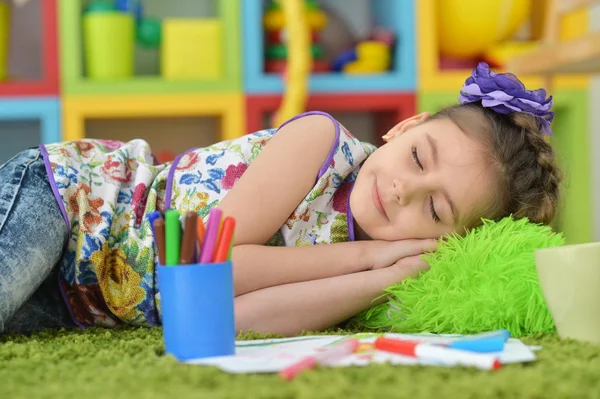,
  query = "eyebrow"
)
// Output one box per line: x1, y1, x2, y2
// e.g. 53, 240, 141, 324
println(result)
426, 133, 459, 225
